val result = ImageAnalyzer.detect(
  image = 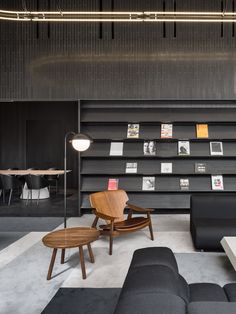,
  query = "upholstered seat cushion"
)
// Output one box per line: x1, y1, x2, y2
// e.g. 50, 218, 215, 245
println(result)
191, 219, 236, 249
188, 302, 236, 314
224, 283, 236, 301
129, 247, 179, 274
189, 283, 228, 302
115, 293, 186, 314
